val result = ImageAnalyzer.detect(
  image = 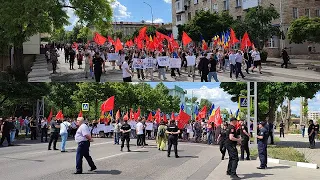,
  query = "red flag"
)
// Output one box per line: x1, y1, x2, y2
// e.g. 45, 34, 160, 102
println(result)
230, 28, 239, 45
147, 112, 153, 122
47, 108, 53, 123
177, 109, 191, 129
116, 110, 120, 120
182, 31, 192, 46
101, 96, 115, 112
108, 36, 115, 45
163, 114, 167, 123
138, 27, 147, 39
78, 110, 83, 118
240, 32, 252, 50
55, 110, 64, 120
130, 108, 134, 120
236, 121, 241, 130
198, 106, 207, 119
155, 109, 161, 124
125, 41, 130, 47
134, 107, 141, 120
171, 112, 175, 120
94, 32, 107, 45
202, 40, 208, 50
72, 42, 78, 50
115, 38, 123, 52
210, 107, 222, 126
123, 111, 129, 121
